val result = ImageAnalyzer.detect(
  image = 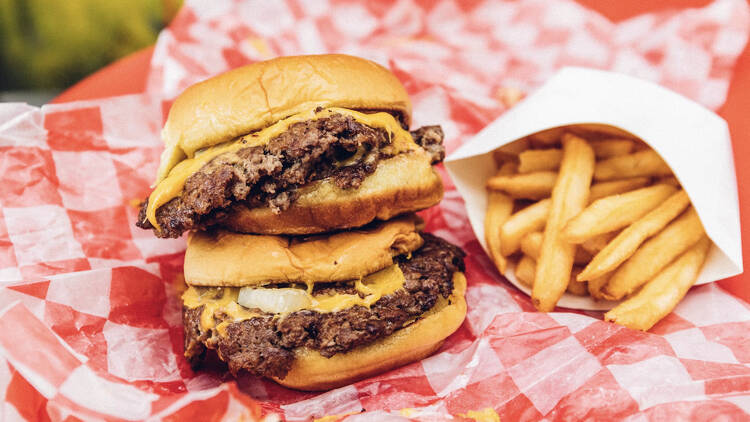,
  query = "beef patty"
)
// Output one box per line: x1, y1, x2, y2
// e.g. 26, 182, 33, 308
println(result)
183, 234, 465, 379
137, 113, 445, 238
